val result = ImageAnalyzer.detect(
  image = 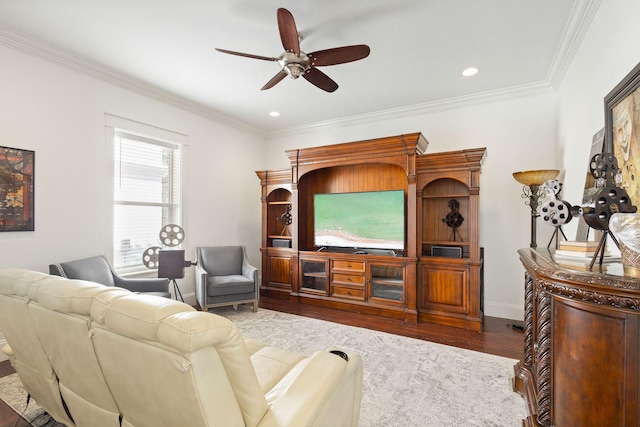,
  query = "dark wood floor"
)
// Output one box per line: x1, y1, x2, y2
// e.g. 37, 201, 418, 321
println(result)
0, 302, 523, 426
259, 298, 524, 359
0, 359, 29, 427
